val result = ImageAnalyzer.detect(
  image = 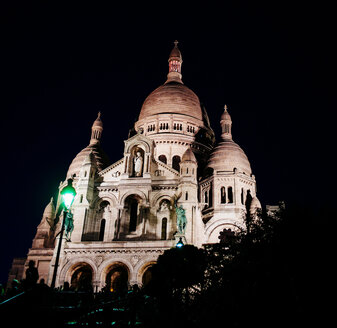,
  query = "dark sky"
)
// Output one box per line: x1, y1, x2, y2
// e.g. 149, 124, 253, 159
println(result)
0, 1, 335, 284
